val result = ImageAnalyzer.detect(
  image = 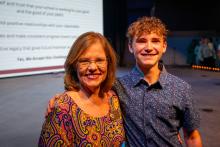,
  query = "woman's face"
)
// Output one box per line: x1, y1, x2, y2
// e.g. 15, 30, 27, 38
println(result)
76, 41, 108, 93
